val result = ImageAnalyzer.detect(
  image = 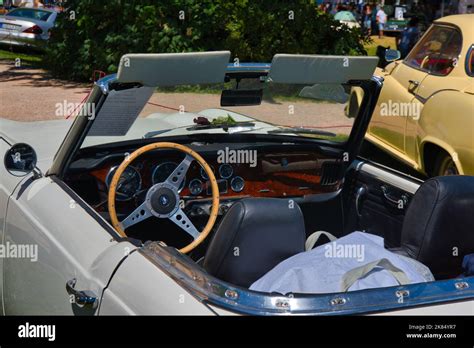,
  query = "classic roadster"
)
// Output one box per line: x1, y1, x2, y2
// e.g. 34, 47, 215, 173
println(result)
0, 51, 473, 315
